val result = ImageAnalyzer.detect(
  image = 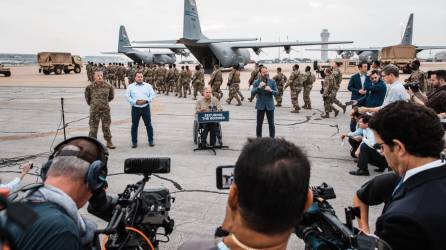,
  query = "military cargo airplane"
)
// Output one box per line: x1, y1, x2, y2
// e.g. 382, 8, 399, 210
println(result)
102, 26, 188, 65
307, 14, 446, 62
128, 0, 353, 72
